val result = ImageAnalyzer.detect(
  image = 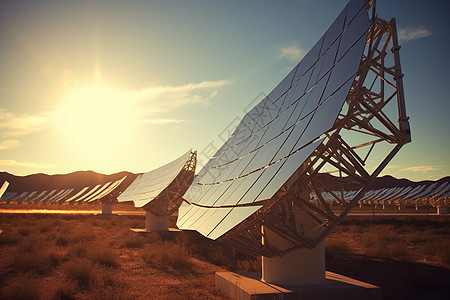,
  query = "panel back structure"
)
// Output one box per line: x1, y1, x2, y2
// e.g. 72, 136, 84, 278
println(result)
178, 0, 411, 258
